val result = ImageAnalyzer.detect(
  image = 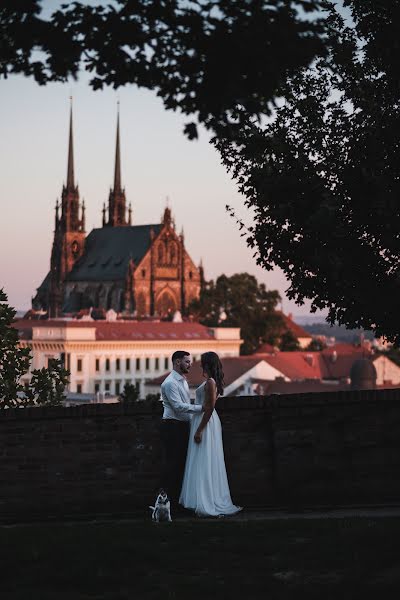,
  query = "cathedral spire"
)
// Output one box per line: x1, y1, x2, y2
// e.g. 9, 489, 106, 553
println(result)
106, 102, 128, 227
66, 97, 75, 190
114, 103, 121, 193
